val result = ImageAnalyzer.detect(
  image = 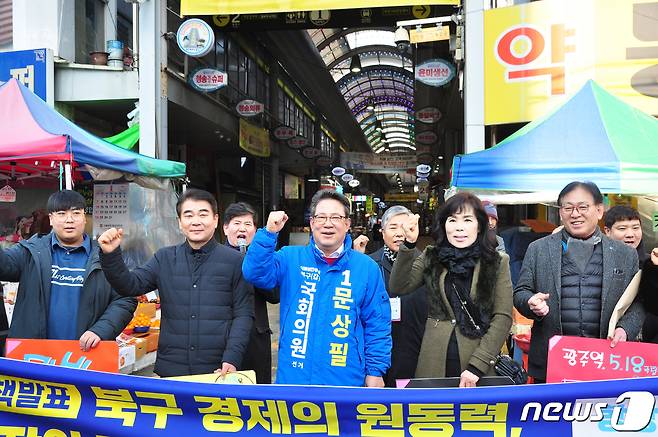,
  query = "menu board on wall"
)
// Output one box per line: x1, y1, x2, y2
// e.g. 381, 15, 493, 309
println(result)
93, 183, 129, 238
